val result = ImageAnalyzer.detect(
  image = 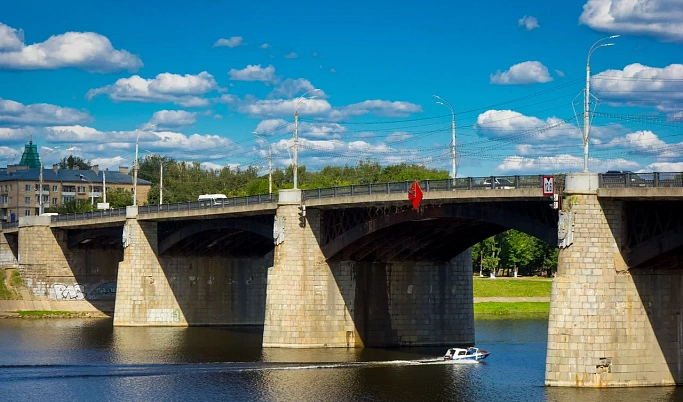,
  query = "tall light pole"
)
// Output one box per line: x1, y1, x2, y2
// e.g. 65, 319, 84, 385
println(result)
38, 147, 56, 215
78, 174, 94, 206
133, 124, 155, 206
433, 95, 457, 182
253, 133, 273, 194
293, 89, 320, 189
583, 35, 618, 172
